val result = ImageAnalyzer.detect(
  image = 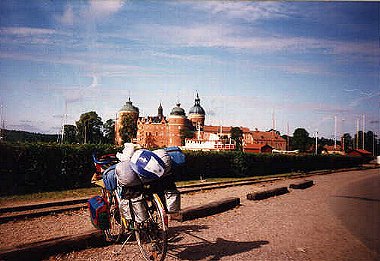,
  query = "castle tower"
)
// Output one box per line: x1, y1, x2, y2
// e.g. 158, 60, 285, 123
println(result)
115, 97, 139, 145
158, 103, 163, 120
188, 93, 205, 128
168, 103, 186, 146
